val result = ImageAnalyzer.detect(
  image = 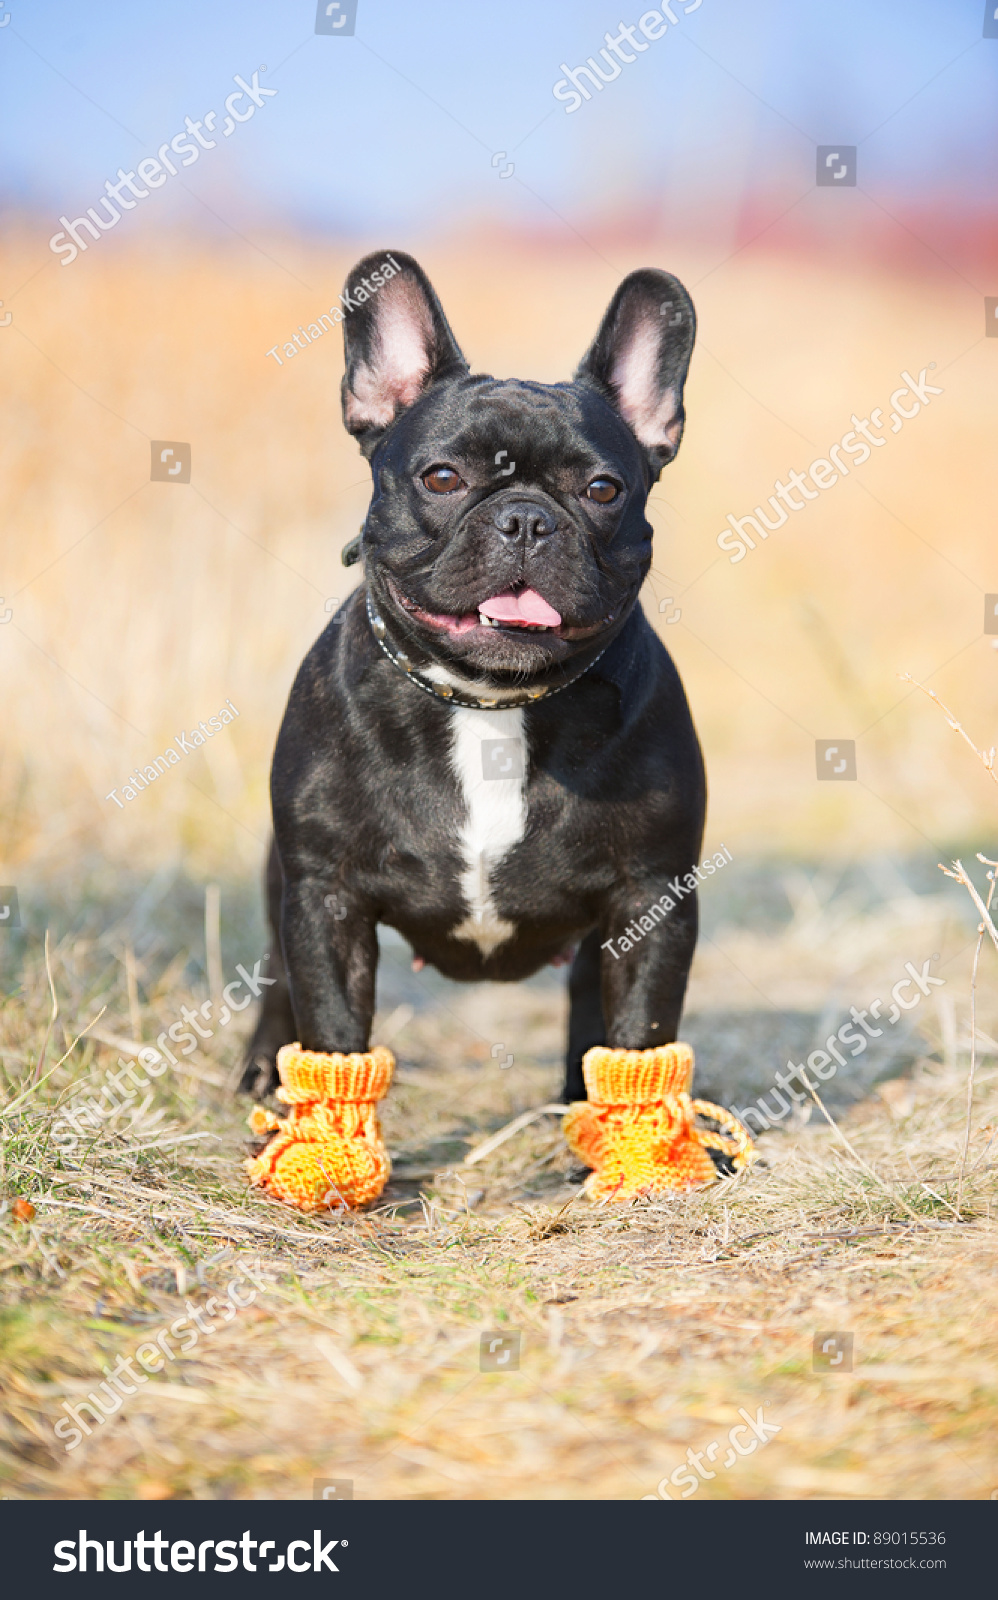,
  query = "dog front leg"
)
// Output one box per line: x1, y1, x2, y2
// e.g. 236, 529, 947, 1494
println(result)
600, 890, 698, 1049
561, 890, 745, 1200
279, 874, 378, 1054
564, 929, 606, 1102
246, 875, 393, 1212
238, 838, 296, 1097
